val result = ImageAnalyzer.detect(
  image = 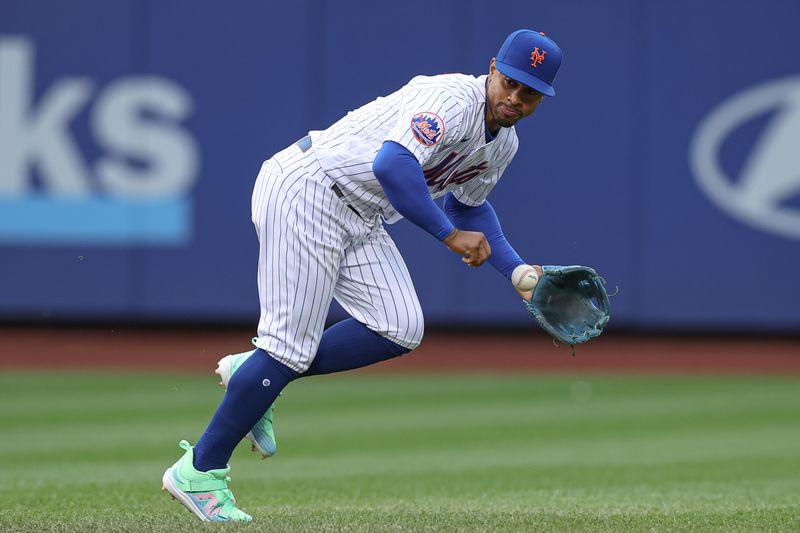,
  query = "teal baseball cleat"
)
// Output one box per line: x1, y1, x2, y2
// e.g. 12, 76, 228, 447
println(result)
215, 340, 278, 459
161, 440, 252, 523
